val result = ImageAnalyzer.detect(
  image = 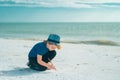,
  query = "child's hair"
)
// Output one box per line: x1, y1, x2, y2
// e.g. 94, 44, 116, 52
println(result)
57, 45, 62, 50
43, 40, 47, 44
